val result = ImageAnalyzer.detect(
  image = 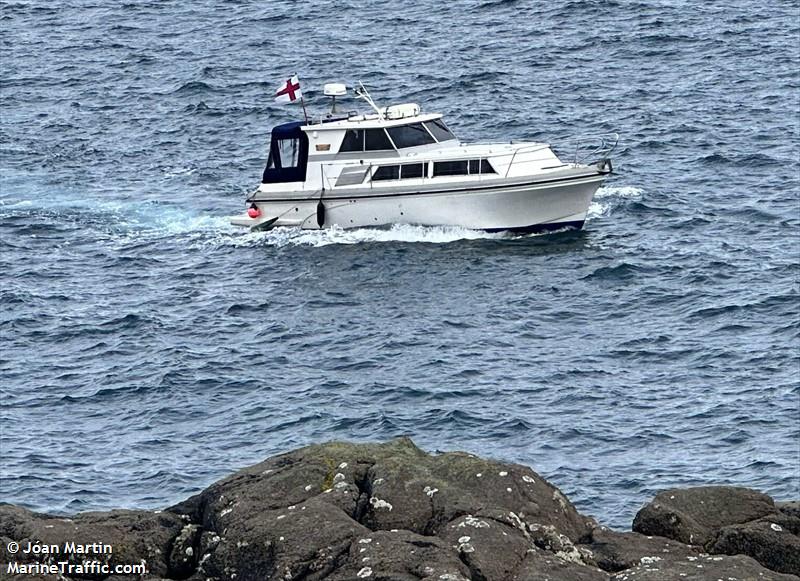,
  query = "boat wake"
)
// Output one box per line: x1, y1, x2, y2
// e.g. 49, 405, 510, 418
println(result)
0, 194, 231, 245
588, 185, 644, 219
216, 223, 511, 248
2, 184, 643, 250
